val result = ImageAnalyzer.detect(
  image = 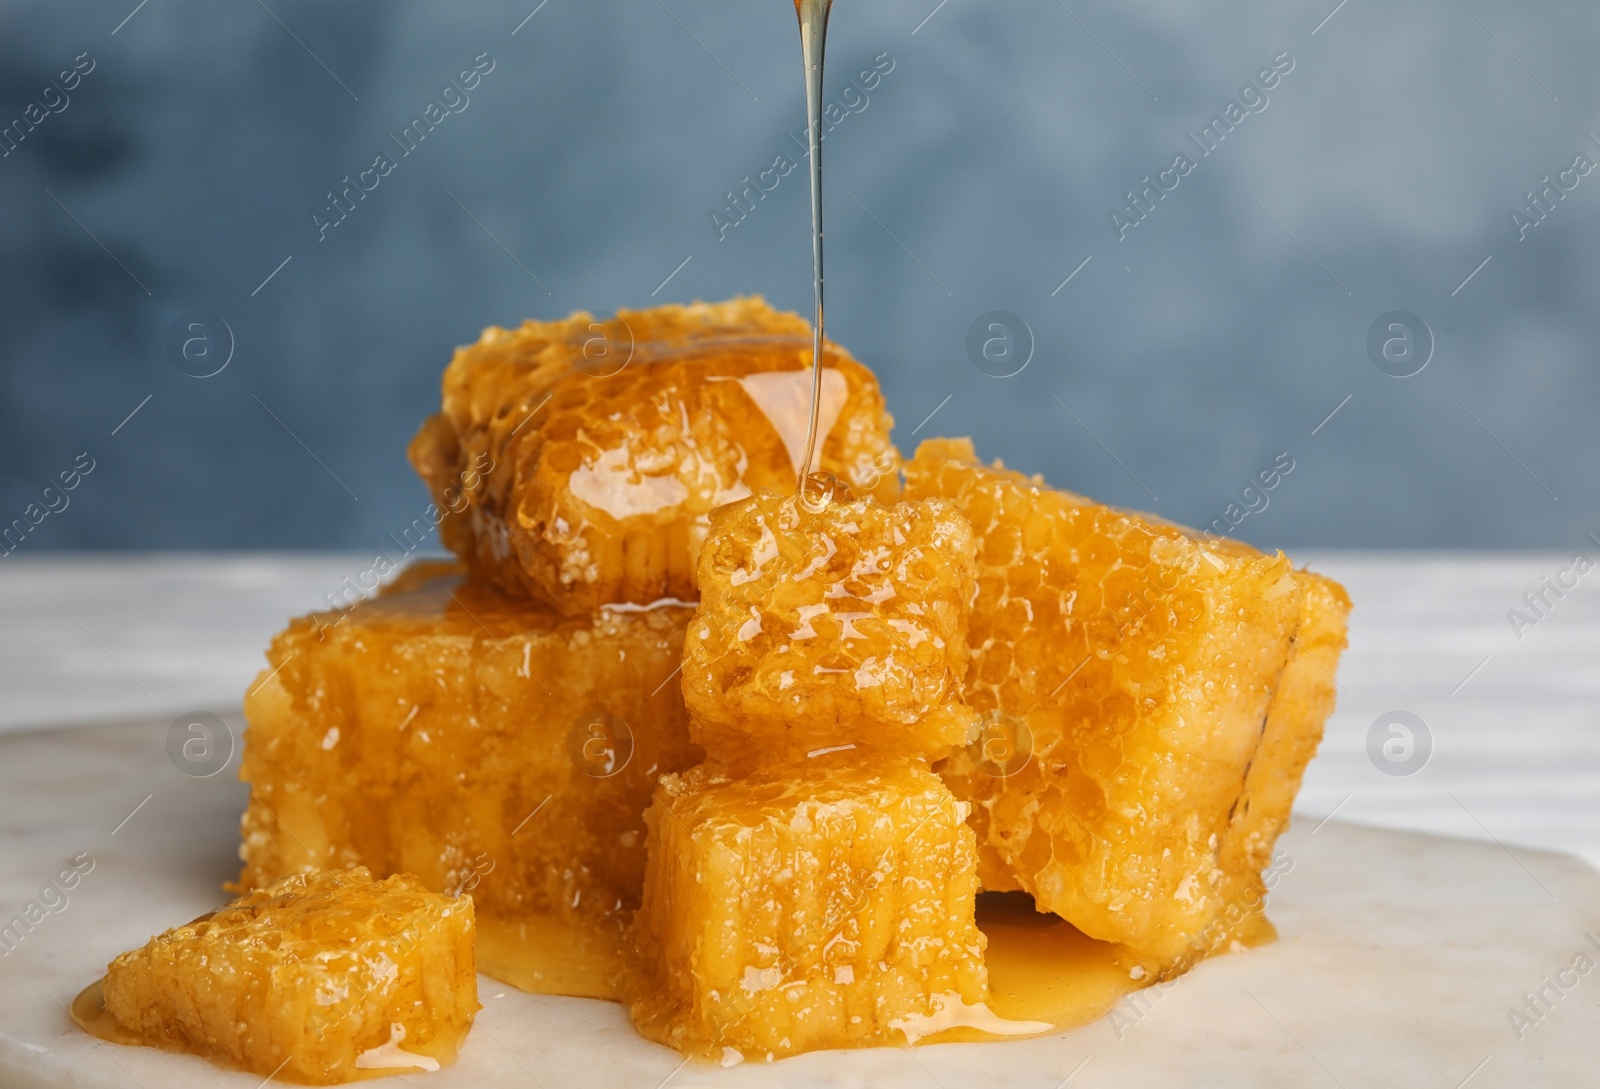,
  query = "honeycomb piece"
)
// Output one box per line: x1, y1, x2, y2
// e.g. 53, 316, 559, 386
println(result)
682, 487, 980, 763
238, 565, 699, 931
409, 296, 901, 615
1217, 571, 1351, 903
102, 868, 476, 1085
906, 438, 1346, 960
622, 755, 990, 1061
